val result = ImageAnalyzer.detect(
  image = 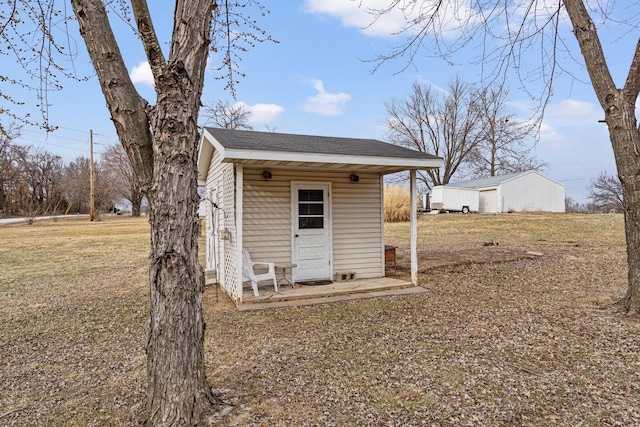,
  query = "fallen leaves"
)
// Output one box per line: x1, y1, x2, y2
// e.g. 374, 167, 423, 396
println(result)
1, 214, 638, 426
